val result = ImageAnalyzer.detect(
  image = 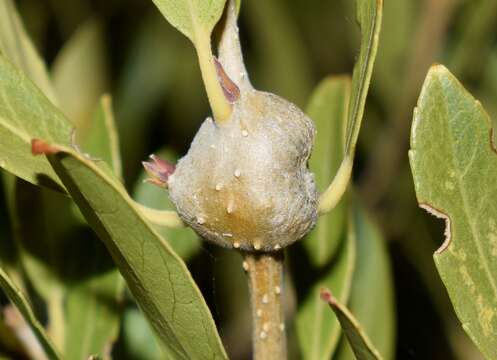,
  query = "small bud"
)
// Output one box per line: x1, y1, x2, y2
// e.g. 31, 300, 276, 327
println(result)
142, 154, 175, 188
